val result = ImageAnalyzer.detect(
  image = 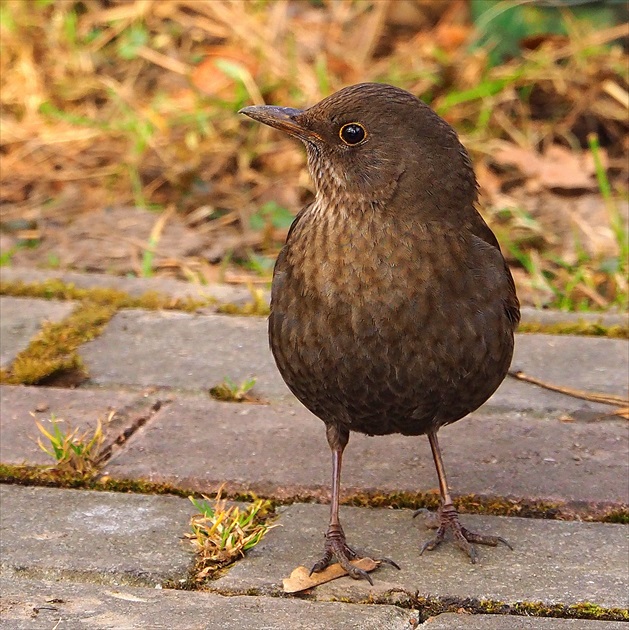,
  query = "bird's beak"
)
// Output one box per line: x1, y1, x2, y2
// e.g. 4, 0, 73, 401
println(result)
239, 105, 322, 143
